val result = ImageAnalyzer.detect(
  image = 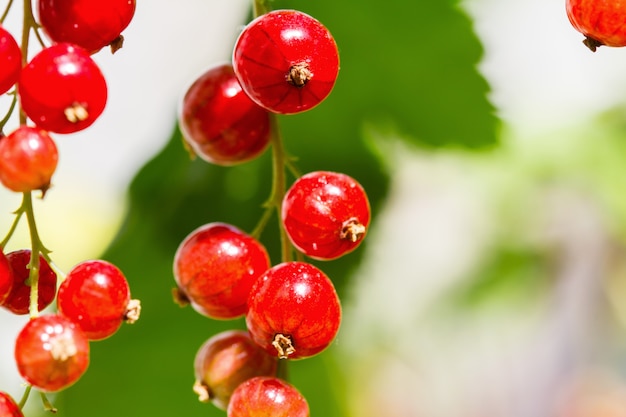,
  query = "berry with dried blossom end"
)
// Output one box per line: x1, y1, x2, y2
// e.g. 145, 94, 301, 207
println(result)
566, 0, 626, 51
14, 314, 90, 392
0, 391, 23, 417
227, 376, 309, 417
